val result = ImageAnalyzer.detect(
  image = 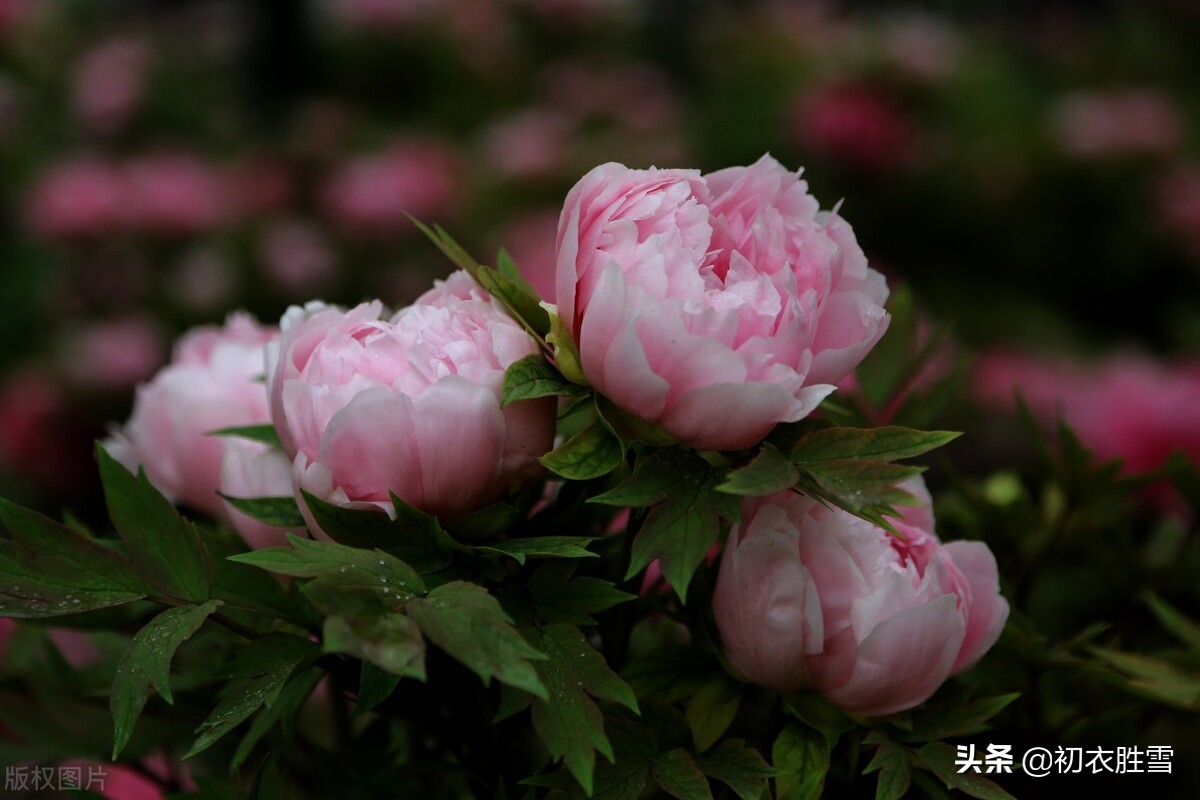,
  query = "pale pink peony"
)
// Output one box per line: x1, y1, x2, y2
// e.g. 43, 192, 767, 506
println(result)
556, 155, 889, 450
219, 441, 296, 550
60, 315, 167, 390
267, 270, 556, 523
26, 157, 127, 240
713, 479, 1008, 716
105, 314, 277, 519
